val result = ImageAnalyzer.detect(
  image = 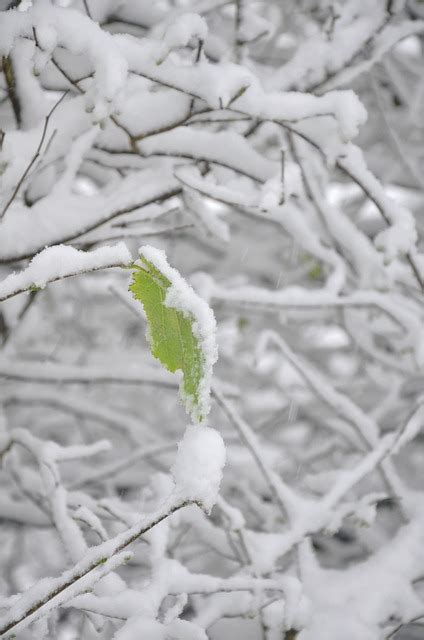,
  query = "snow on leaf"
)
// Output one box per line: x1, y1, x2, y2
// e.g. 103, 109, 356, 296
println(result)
128, 246, 217, 423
